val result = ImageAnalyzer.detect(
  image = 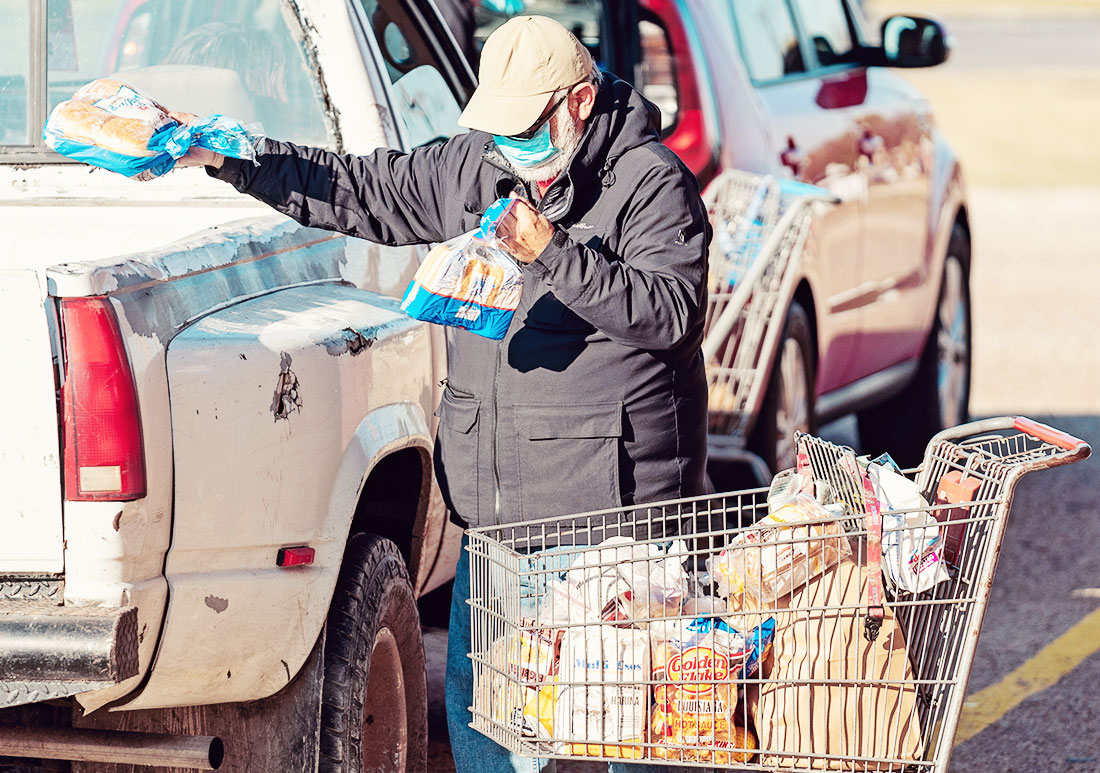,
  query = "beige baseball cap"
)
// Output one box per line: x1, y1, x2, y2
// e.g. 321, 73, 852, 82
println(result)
458, 15, 595, 137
